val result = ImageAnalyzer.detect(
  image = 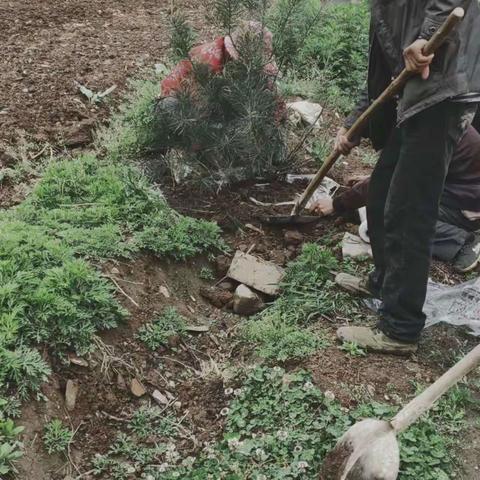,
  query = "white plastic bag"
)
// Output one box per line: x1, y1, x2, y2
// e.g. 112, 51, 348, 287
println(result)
365, 277, 480, 336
